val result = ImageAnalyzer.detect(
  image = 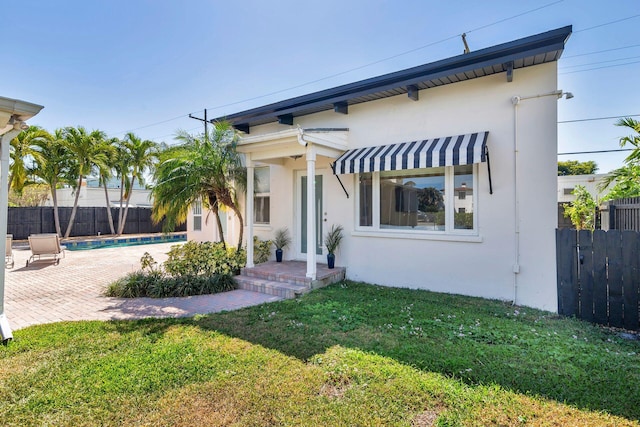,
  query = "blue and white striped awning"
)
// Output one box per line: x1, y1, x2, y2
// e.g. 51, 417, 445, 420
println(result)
333, 132, 489, 175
